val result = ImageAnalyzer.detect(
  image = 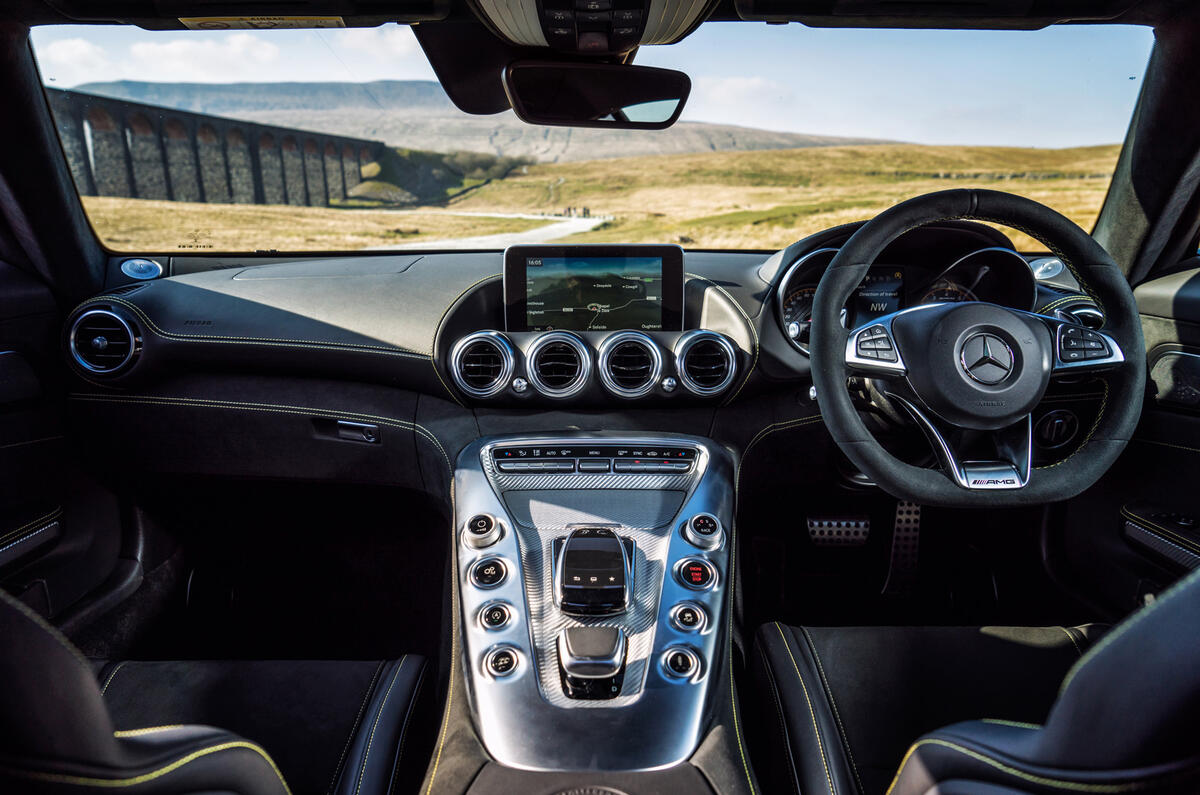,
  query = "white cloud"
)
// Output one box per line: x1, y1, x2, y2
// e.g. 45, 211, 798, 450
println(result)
335, 25, 421, 61
38, 38, 112, 85
683, 76, 801, 131
127, 33, 281, 82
